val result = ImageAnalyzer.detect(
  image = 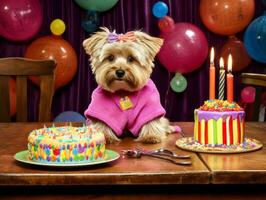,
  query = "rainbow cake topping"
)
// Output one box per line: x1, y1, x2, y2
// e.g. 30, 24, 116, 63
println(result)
199, 100, 243, 112
28, 125, 106, 163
